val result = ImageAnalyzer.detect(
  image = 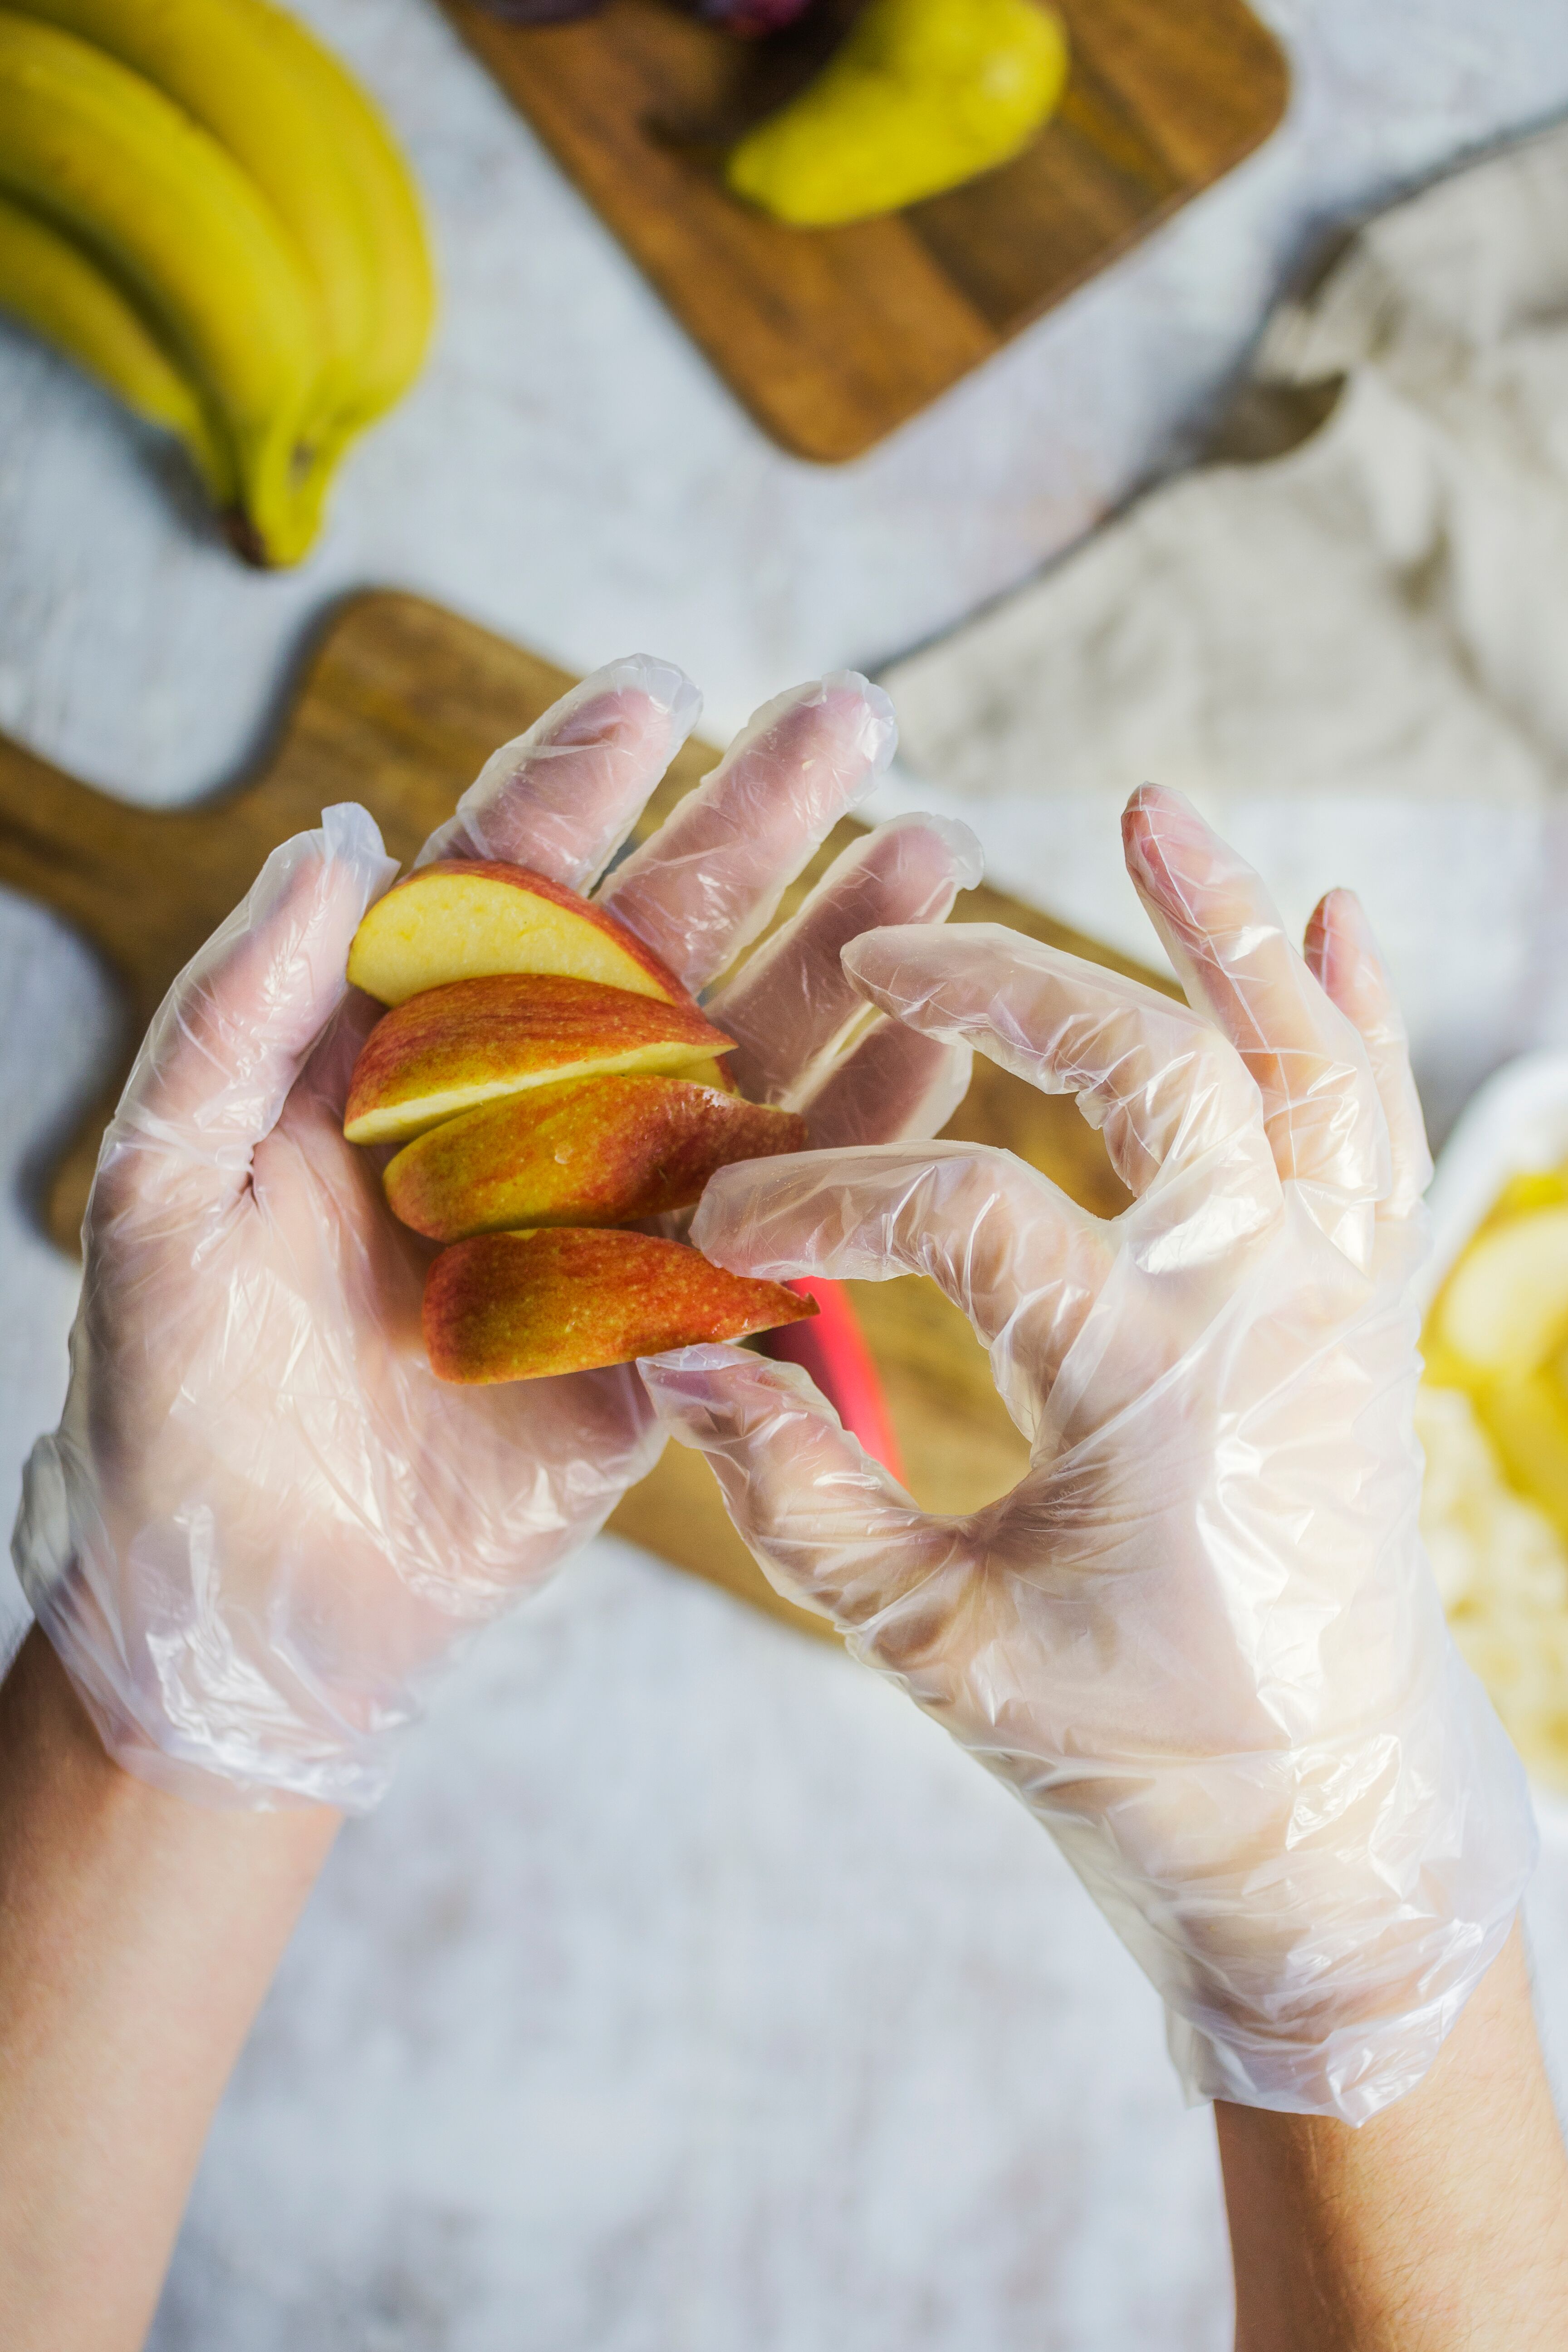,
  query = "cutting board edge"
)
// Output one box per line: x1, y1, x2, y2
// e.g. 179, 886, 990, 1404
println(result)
441, 0, 1294, 464
0, 588, 1164, 1637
